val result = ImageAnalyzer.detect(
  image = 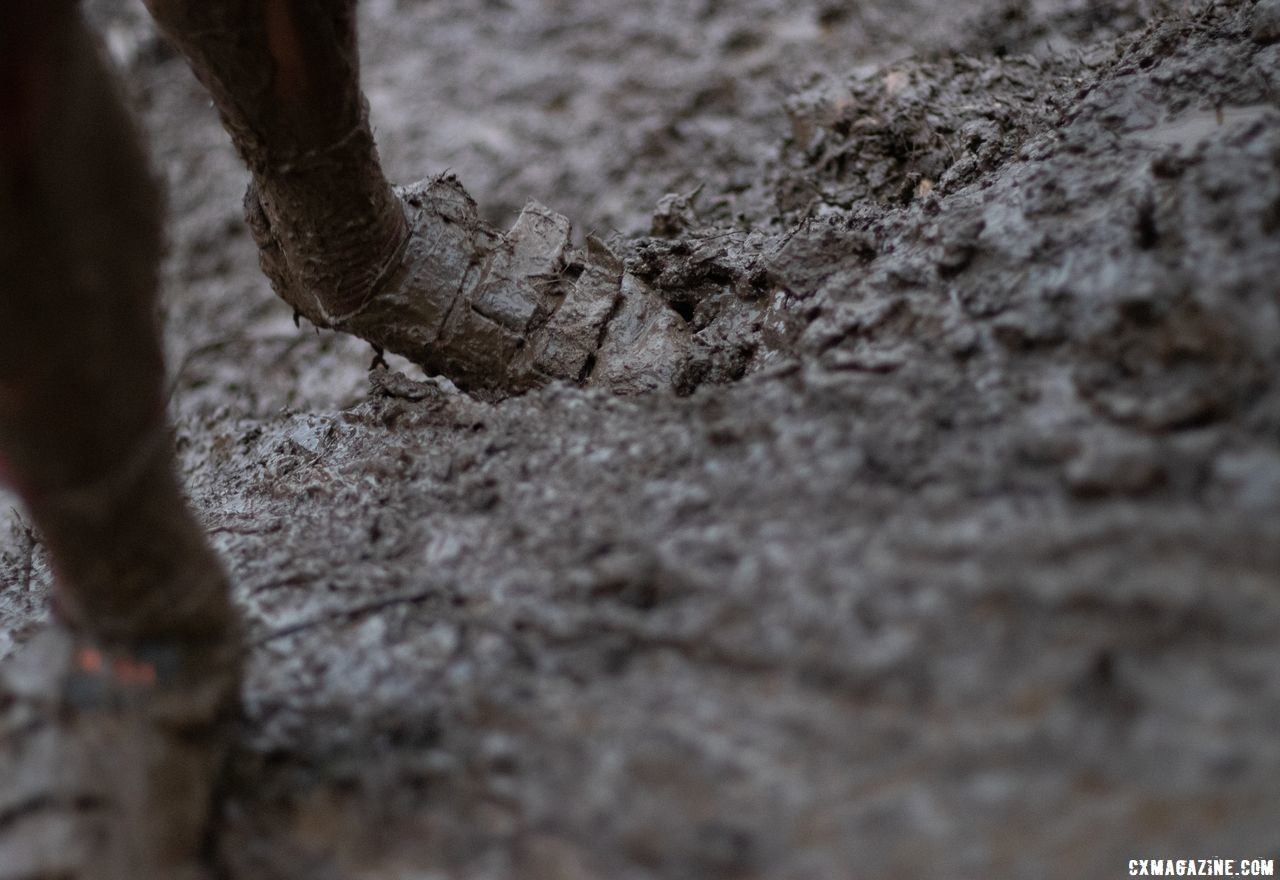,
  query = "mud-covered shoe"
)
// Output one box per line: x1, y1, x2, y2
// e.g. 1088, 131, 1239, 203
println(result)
247, 175, 691, 399
0, 627, 239, 880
